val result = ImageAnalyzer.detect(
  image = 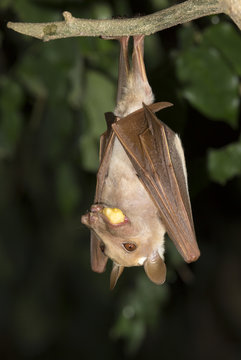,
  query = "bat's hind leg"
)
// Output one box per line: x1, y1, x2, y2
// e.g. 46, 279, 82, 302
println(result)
132, 35, 154, 105
116, 37, 130, 104
102, 36, 130, 105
